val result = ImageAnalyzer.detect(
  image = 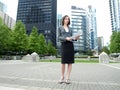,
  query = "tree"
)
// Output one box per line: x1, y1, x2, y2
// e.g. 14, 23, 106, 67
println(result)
38, 34, 47, 56
0, 17, 3, 26
86, 50, 93, 56
0, 24, 12, 54
0, 17, 12, 54
110, 31, 117, 53
101, 46, 110, 54
11, 20, 28, 54
113, 31, 120, 53
110, 31, 120, 53
47, 41, 57, 56
28, 26, 39, 54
